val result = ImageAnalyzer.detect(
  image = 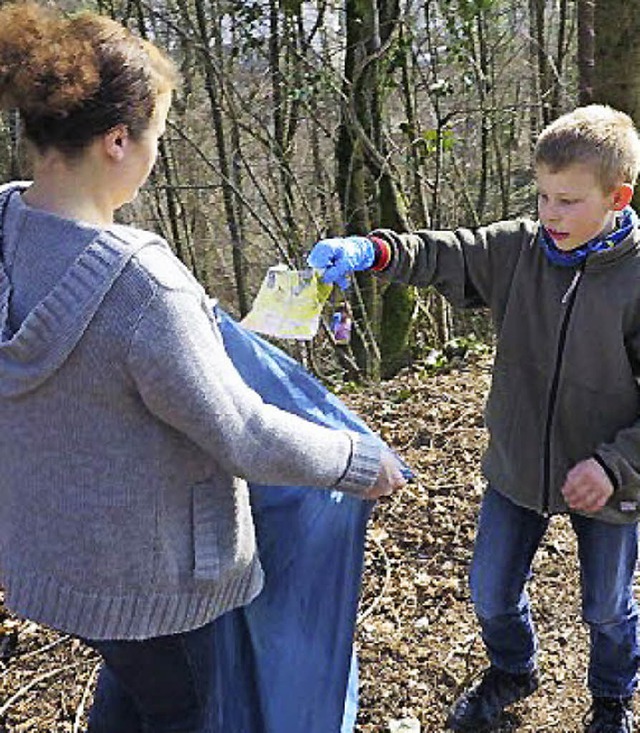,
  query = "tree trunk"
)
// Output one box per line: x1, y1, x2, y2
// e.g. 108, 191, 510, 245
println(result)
337, 0, 416, 380
593, 0, 640, 209
131, 1, 199, 277
593, 0, 640, 121
337, 0, 381, 379
375, 1, 416, 379
378, 172, 416, 379
190, 0, 250, 315
530, 0, 552, 126
577, 0, 595, 105
550, 0, 569, 119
